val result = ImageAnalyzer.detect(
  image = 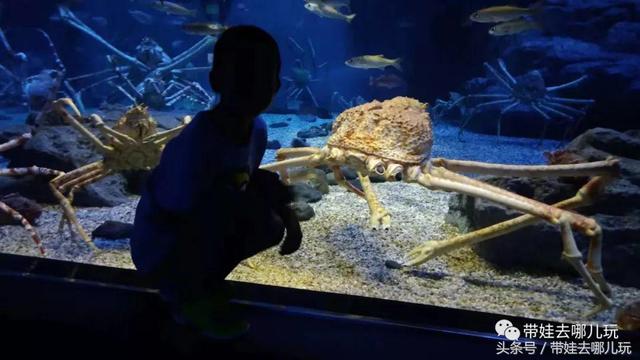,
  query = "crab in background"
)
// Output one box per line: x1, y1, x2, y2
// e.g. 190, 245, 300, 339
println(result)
57, 6, 214, 110
0, 28, 84, 114
261, 96, 619, 317
452, 59, 595, 141
49, 98, 192, 245
0, 133, 65, 255
282, 36, 327, 110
